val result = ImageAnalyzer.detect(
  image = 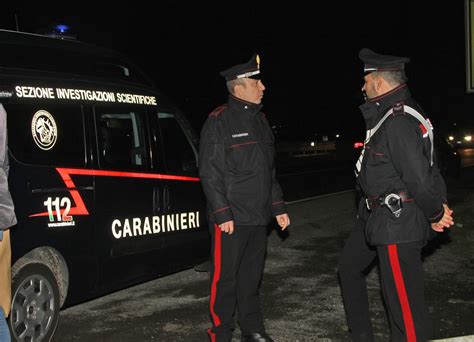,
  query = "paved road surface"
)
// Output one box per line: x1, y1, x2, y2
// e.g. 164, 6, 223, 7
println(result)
54, 172, 474, 341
